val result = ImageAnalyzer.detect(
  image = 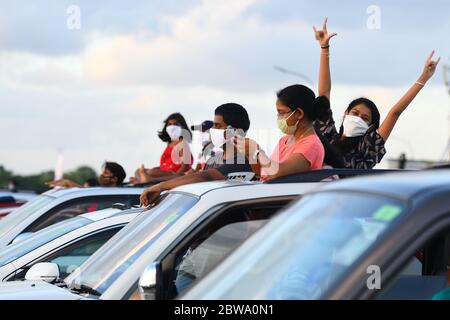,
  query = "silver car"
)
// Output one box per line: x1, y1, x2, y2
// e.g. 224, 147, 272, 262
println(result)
0, 186, 143, 249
